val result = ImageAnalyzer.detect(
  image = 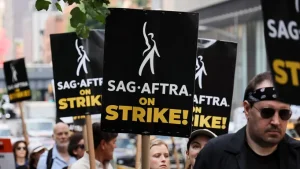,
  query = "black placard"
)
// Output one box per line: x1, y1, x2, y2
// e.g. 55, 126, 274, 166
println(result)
3, 58, 31, 103
50, 30, 105, 118
192, 38, 237, 136
261, 0, 300, 105
101, 8, 199, 137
